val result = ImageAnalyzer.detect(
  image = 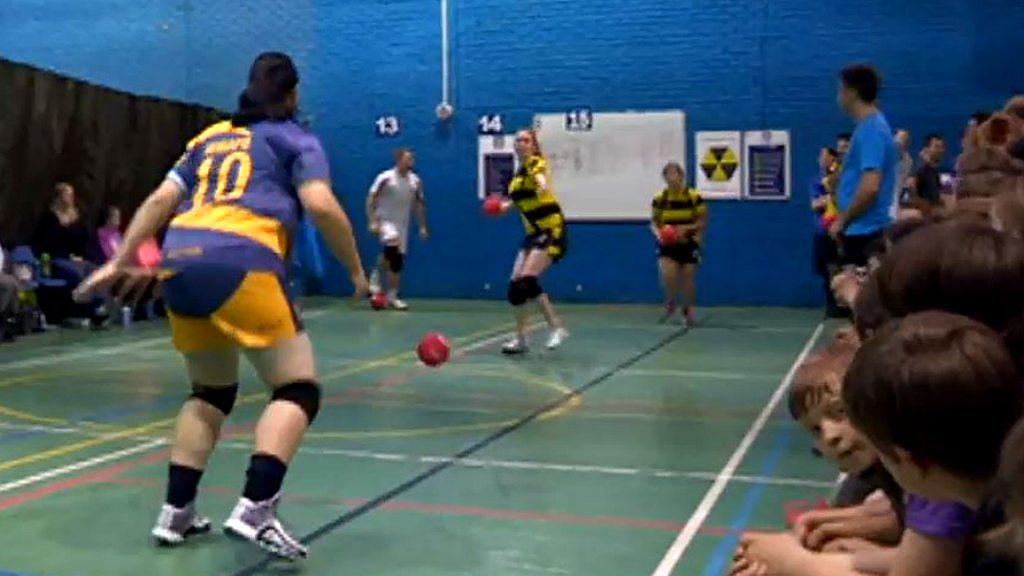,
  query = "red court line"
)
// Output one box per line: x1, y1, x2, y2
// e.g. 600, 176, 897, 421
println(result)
104, 476, 753, 537
0, 449, 168, 512
0, 360, 430, 512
